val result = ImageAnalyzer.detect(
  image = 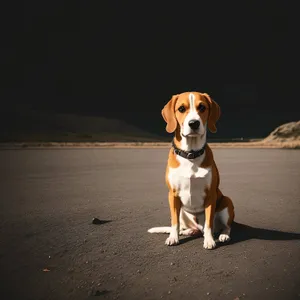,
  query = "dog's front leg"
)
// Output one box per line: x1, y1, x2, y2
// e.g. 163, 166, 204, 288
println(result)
165, 191, 181, 246
203, 199, 217, 250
